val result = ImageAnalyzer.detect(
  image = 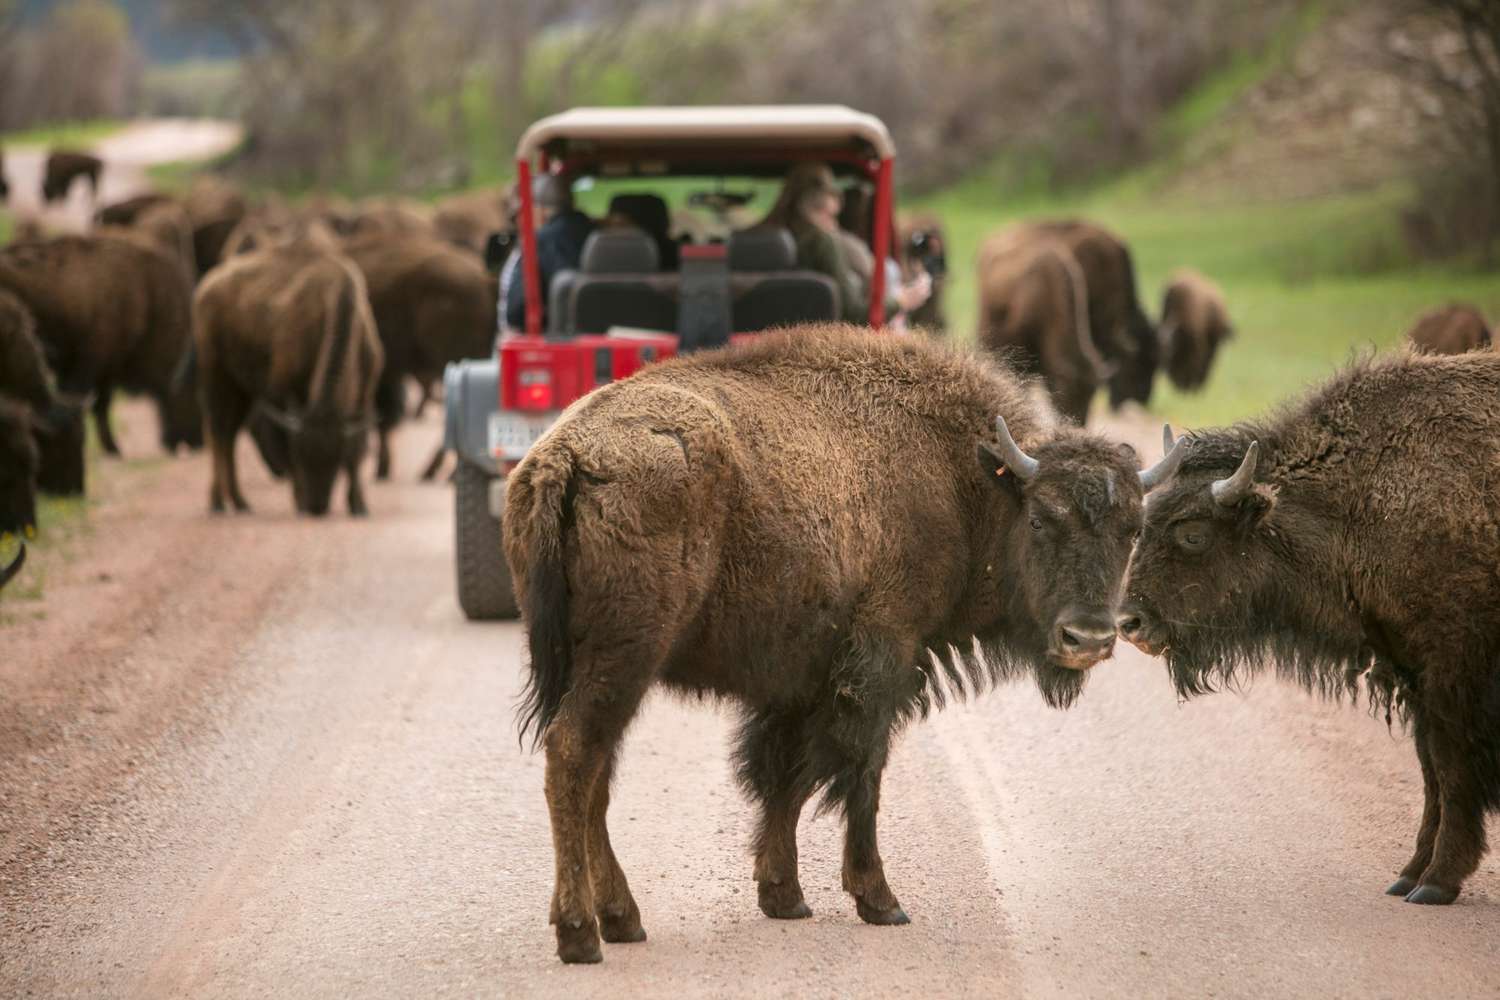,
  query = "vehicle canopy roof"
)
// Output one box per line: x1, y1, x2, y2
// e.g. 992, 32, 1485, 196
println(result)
516, 105, 895, 178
